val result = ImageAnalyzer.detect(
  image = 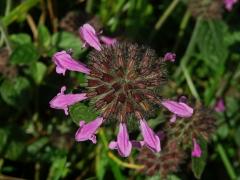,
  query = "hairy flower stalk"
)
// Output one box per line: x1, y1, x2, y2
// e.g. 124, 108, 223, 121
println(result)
137, 103, 216, 177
